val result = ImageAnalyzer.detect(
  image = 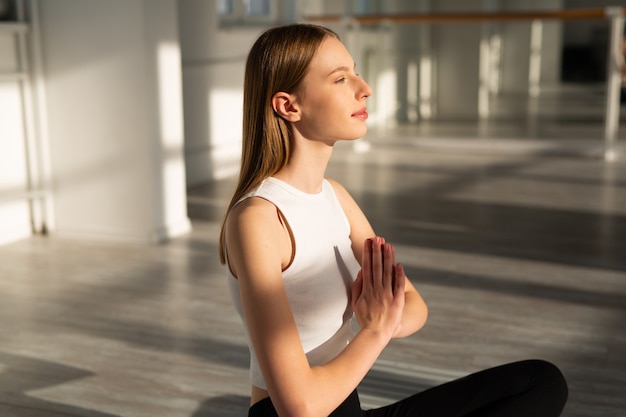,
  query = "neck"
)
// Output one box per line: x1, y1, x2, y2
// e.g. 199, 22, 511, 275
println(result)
273, 136, 334, 194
